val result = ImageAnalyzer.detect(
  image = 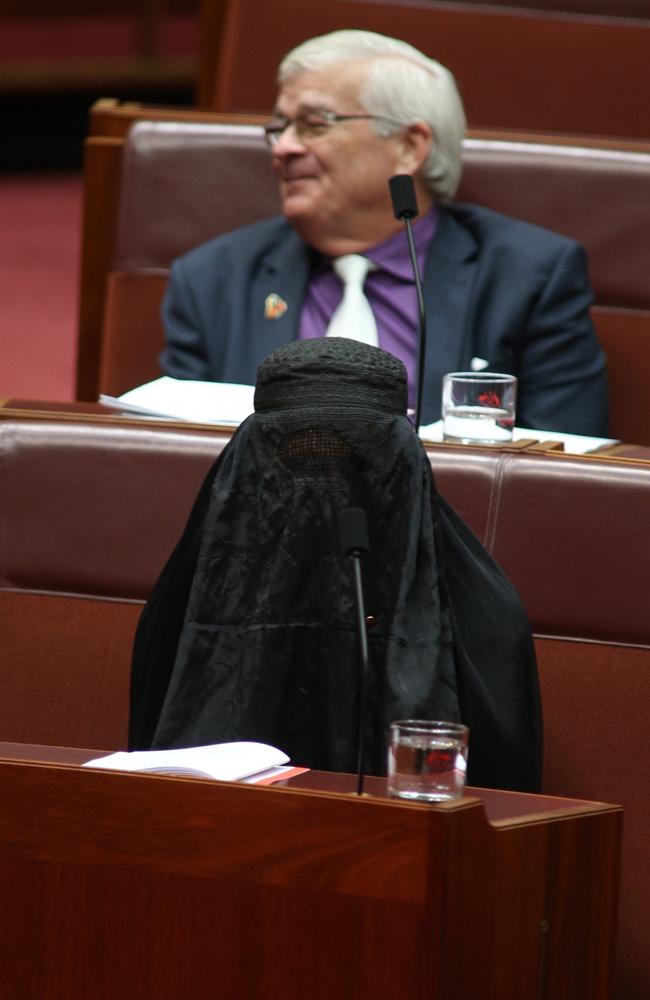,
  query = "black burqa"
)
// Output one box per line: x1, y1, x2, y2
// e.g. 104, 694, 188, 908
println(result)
129, 338, 542, 792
